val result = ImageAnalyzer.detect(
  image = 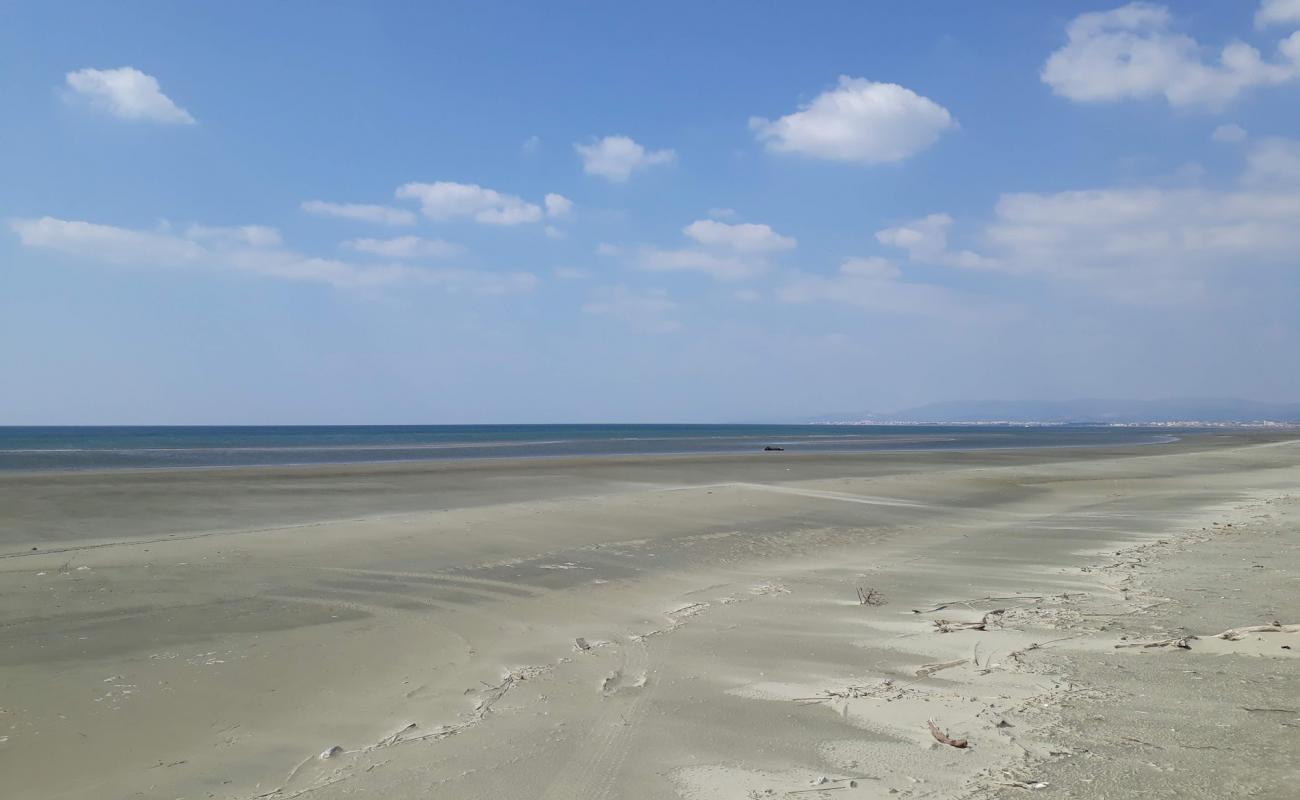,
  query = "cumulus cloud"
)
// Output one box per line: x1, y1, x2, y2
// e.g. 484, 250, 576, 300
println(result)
1041, 3, 1300, 110
575, 135, 676, 182
682, 220, 796, 253
344, 236, 462, 259
1258, 0, 1300, 27
876, 214, 996, 269
396, 181, 544, 225
301, 200, 417, 226
544, 193, 573, 218
582, 285, 681, 332
1212, 123, 1249, 143
65, 67, 195, 124
10, 216, 536, 293
749, 76, 955, 164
